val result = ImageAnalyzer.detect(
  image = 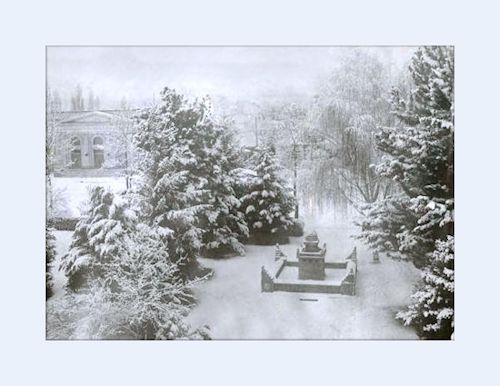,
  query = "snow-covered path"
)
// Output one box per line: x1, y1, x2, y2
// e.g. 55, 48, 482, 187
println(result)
186, 222, 421, 339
